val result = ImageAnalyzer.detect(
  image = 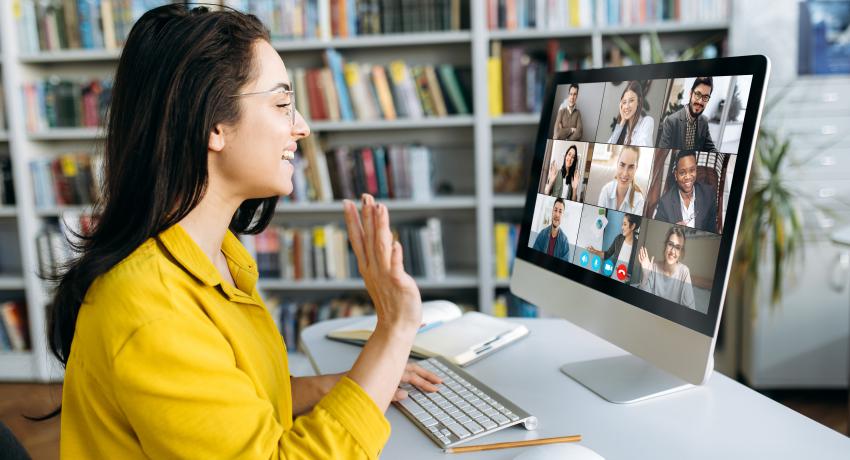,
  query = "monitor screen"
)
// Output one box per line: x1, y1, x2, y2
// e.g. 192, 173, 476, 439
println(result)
518, 59, 767, 337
